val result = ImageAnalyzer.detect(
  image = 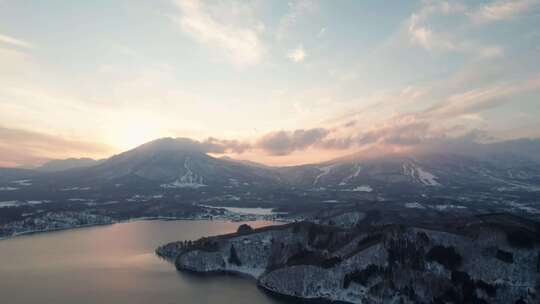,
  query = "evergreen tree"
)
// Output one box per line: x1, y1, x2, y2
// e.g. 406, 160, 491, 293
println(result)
229, 244, 241, 266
